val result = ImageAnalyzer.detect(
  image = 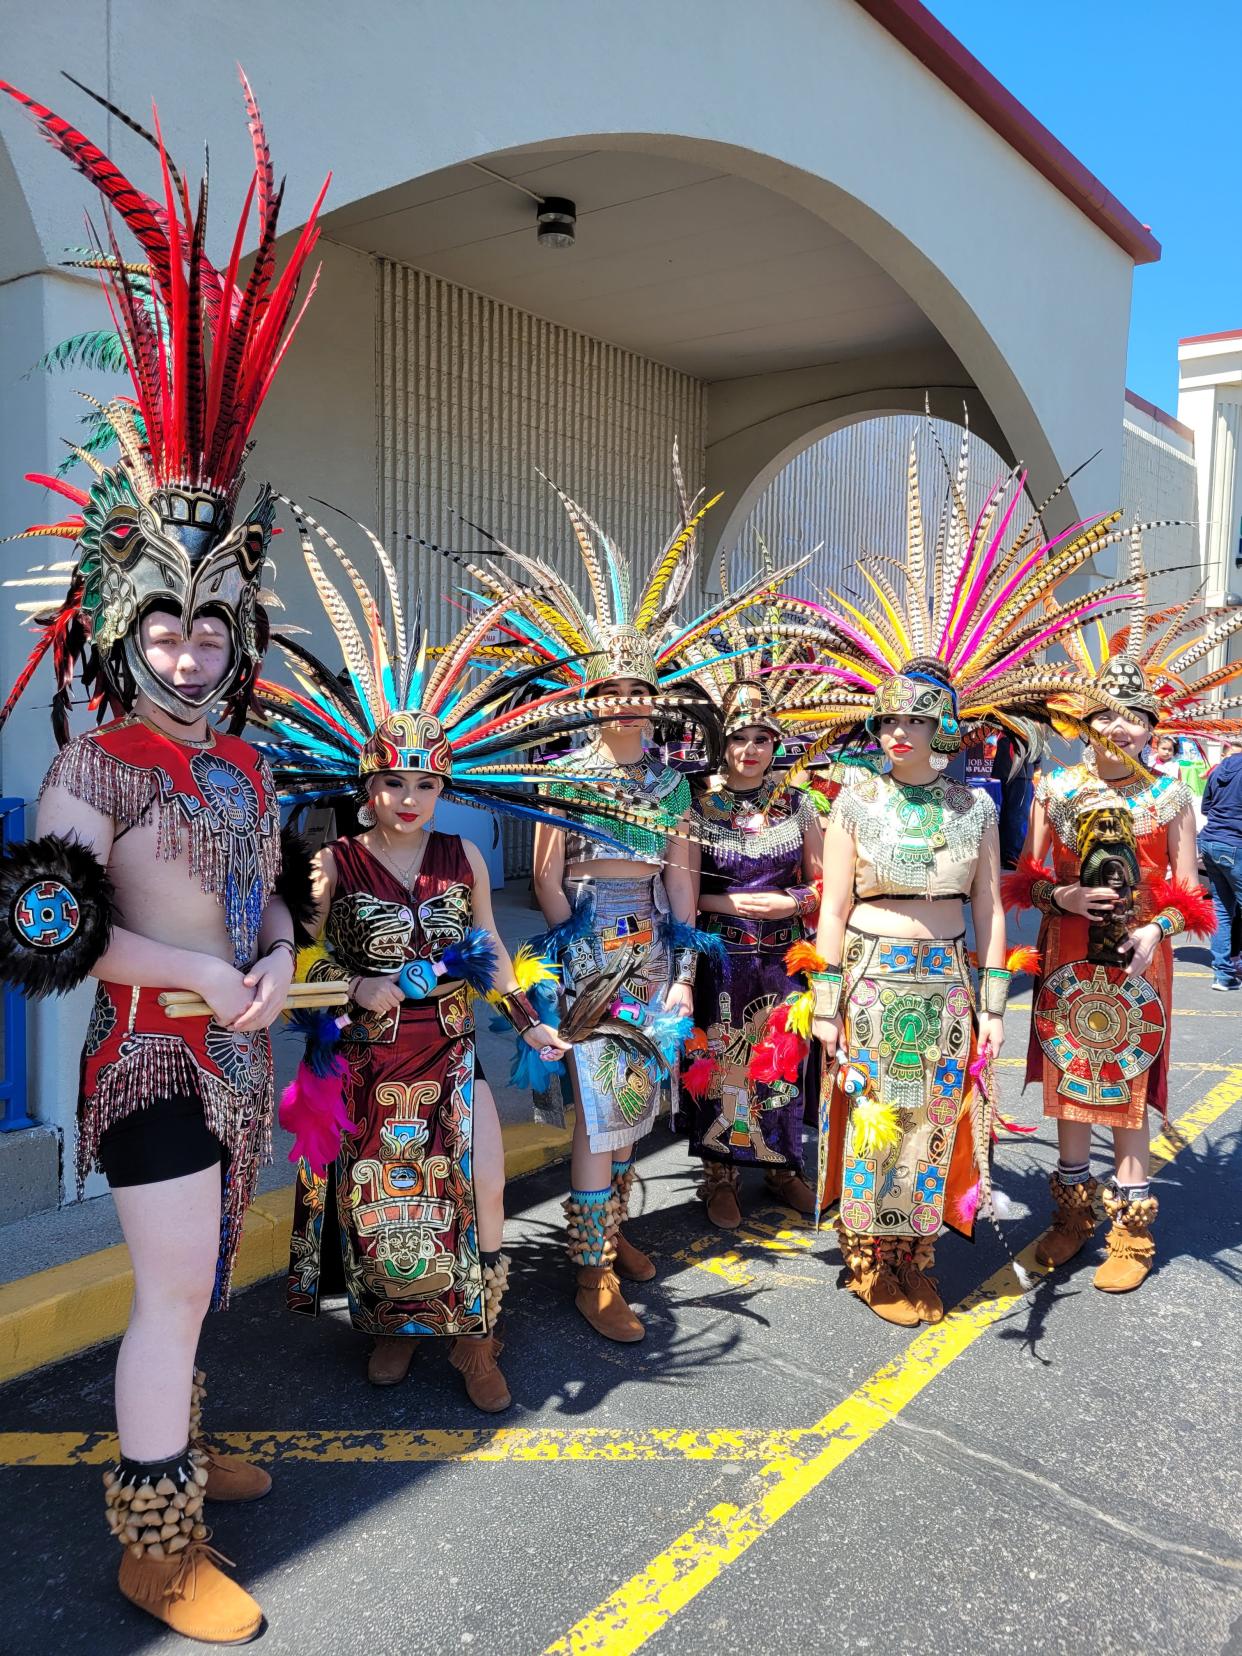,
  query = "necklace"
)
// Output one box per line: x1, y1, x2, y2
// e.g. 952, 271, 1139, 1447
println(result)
134, 712, 215, 751
366, 832, 428, 889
